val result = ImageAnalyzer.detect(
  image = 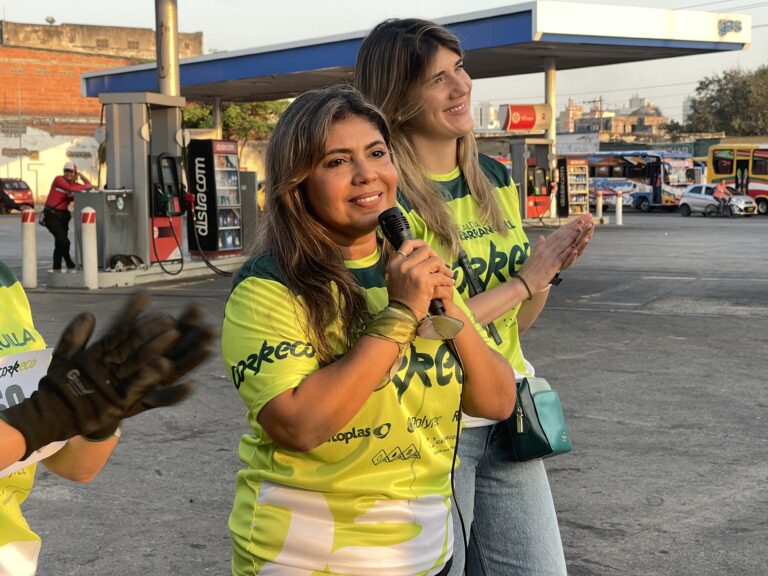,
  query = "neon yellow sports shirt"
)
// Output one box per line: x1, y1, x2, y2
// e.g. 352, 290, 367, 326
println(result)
222, 248, 492, 575
398, 154, 532, 381
0, 261, 46, 572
